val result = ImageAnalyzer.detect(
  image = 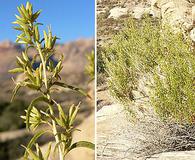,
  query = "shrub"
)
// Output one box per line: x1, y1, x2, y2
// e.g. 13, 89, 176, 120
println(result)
103, 17, 162, 103
103, 16, 195, 123
151, 34, 195, 123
